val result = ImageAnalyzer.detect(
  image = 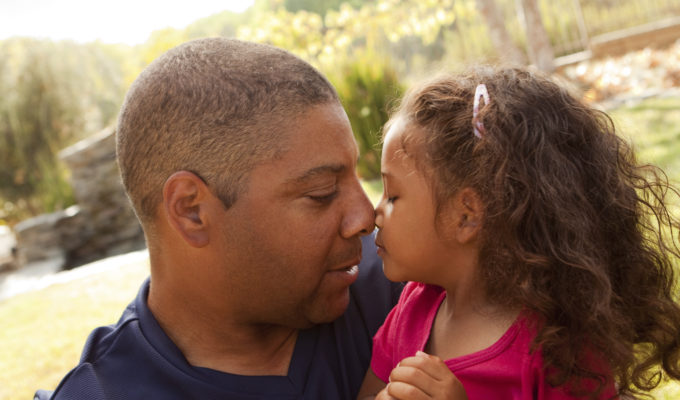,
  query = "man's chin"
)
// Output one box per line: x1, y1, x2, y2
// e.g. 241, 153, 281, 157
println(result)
304, 289, 351, 326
